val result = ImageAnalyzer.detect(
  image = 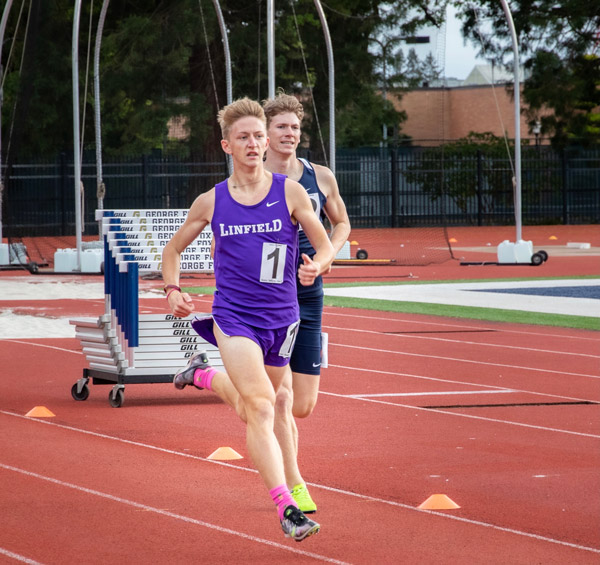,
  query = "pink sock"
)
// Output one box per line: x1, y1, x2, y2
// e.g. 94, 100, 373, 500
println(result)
270, 484, 297, 520
193, 366, 217, 390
